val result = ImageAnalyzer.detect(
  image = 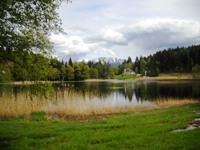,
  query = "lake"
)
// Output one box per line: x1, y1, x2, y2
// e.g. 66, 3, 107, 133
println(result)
0, 79, 200, 116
